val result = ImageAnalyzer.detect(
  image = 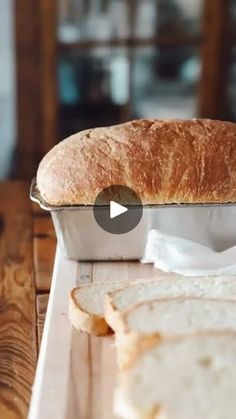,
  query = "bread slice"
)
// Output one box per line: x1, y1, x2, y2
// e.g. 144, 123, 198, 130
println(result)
112, 298, 236, 367
70, 276, 236, 336
114, 333, 236, 419
69, 281, 141, 335
105, 276, 236, 333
